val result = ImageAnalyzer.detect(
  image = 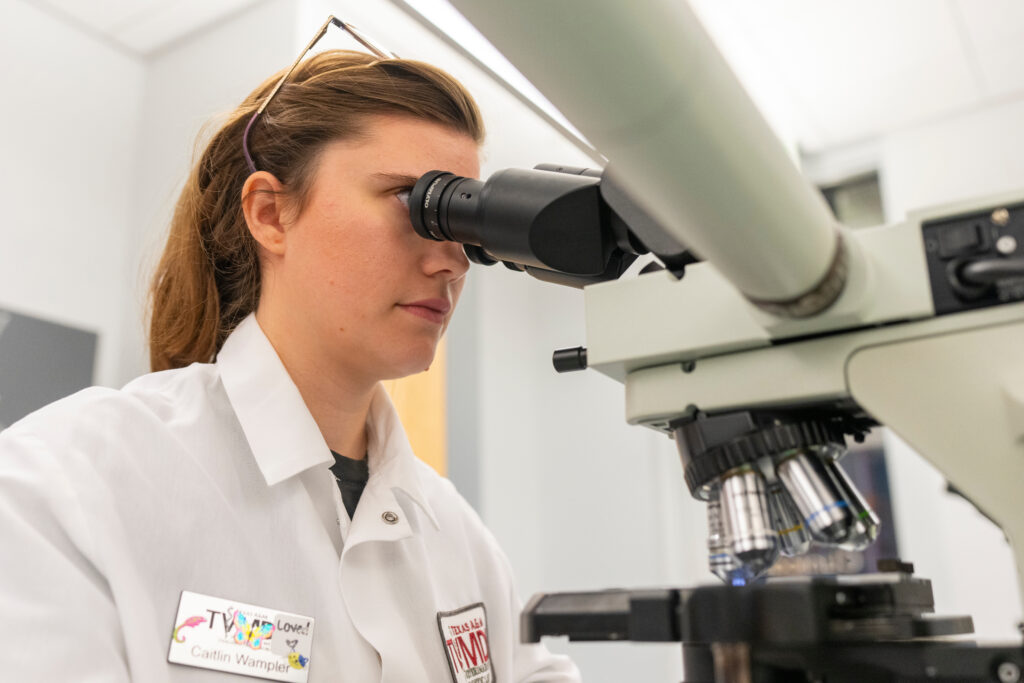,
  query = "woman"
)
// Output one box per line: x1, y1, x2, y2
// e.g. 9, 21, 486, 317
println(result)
0, 26, 579, 682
